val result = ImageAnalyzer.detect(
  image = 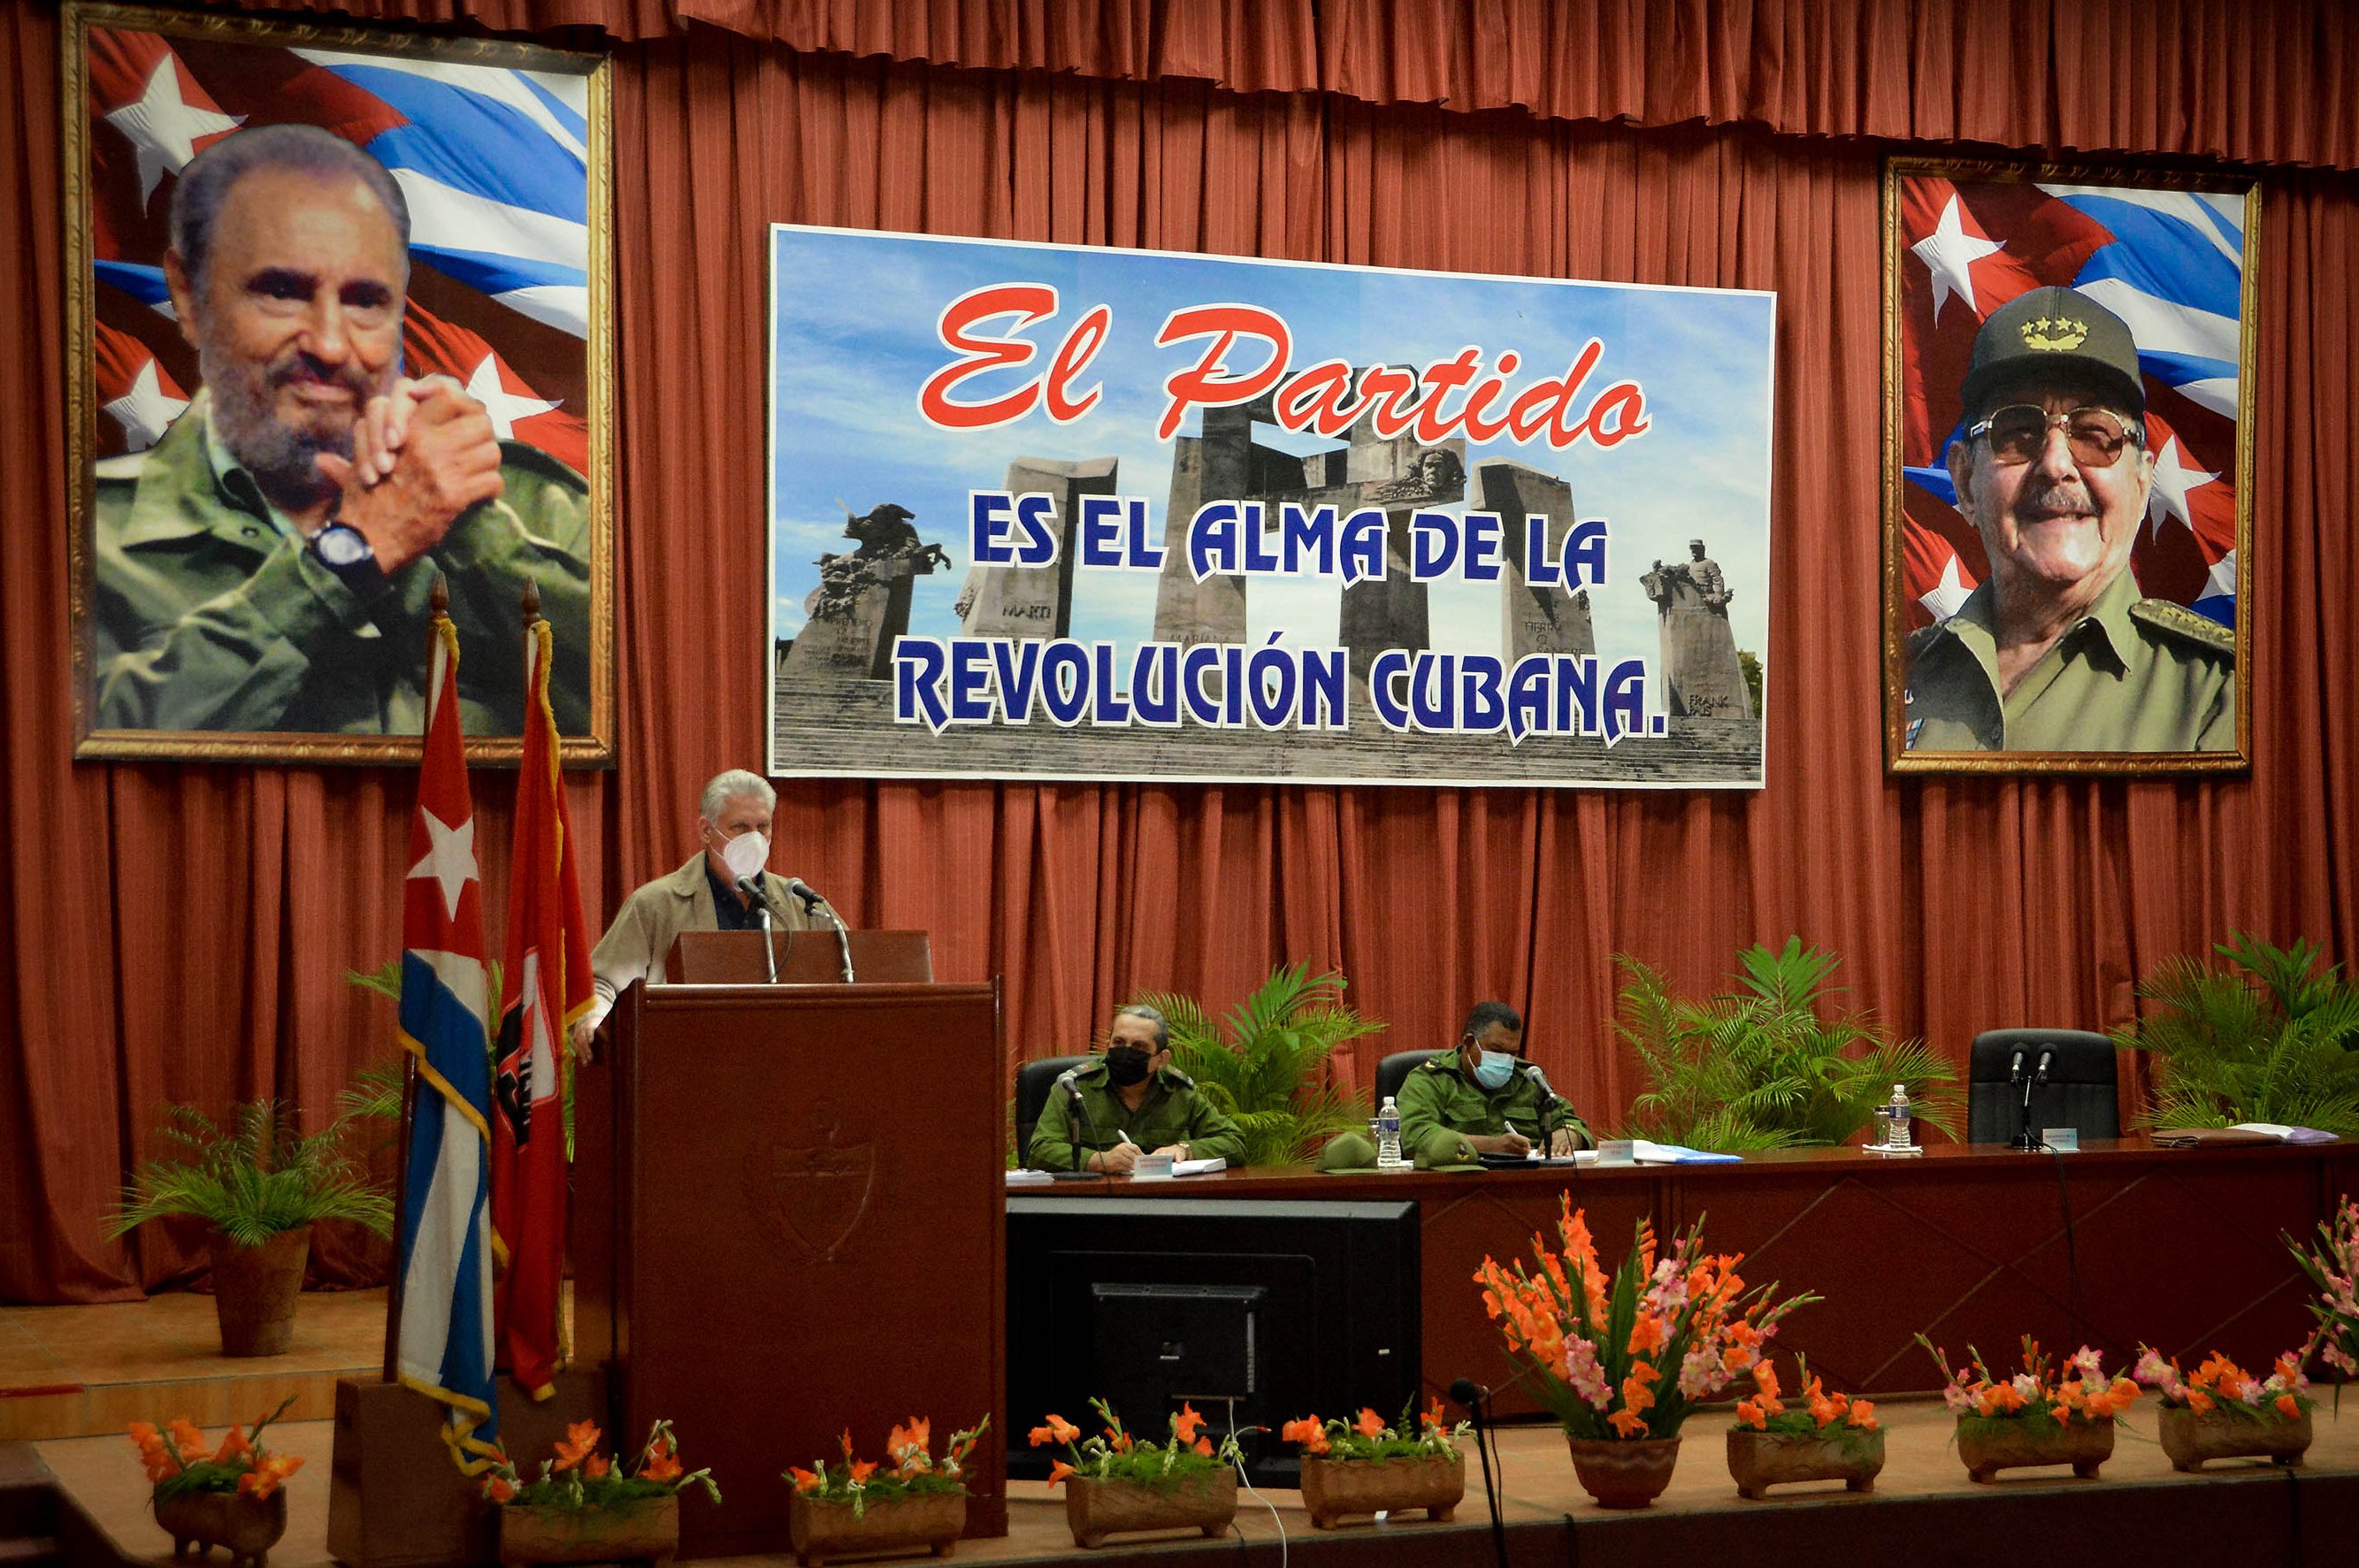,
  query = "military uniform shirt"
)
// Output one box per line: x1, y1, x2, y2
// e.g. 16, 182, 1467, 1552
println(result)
1024, 1059, 1247, 1171
92, 393, 594, 735
1904, 572, 2235, 753
1396, 1053, 1593, 1168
